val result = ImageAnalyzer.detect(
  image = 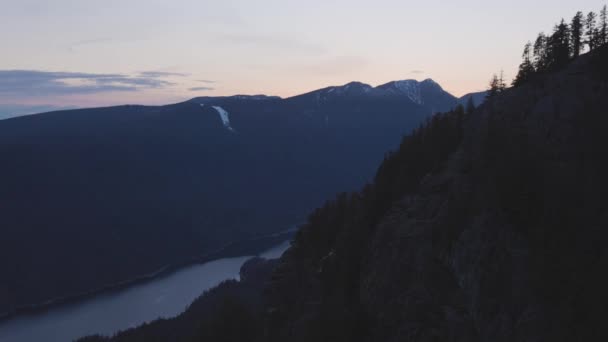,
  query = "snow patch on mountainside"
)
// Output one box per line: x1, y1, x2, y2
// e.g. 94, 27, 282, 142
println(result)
210, 105, 236, 132
322, 82, 373, 97
393, 80, 423, 105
